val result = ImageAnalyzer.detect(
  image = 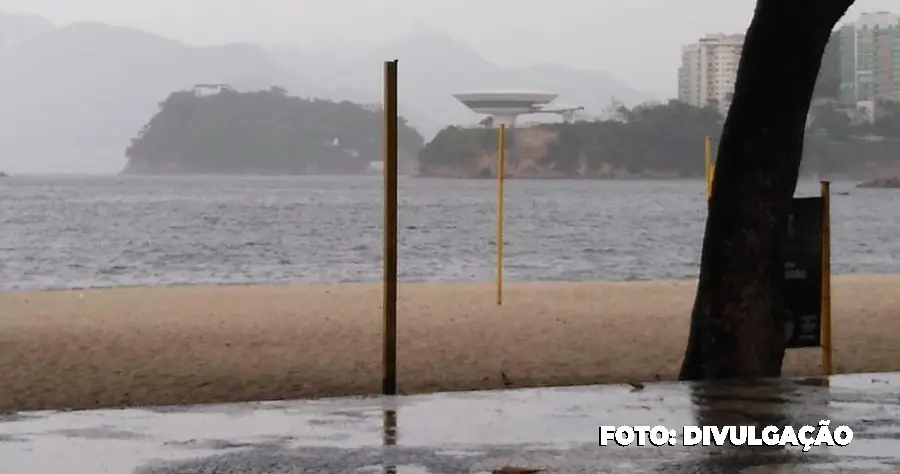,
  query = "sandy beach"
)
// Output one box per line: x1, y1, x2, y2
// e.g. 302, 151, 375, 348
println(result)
1, 275, 898, 411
